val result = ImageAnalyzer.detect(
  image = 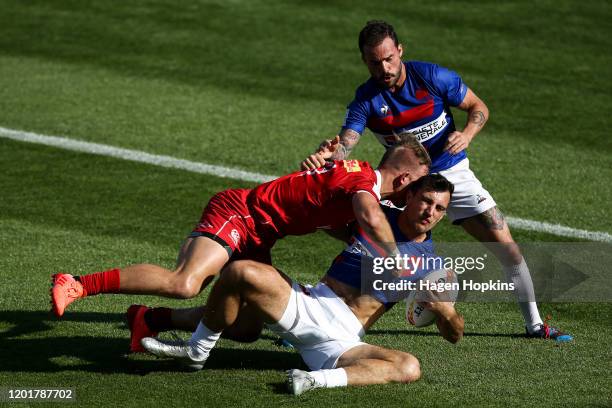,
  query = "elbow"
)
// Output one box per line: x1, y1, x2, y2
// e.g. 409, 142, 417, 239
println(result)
478, 102, 490, 122
483, 105, 490, 122
468, 98, 489, 125
360, 208, 386, 232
